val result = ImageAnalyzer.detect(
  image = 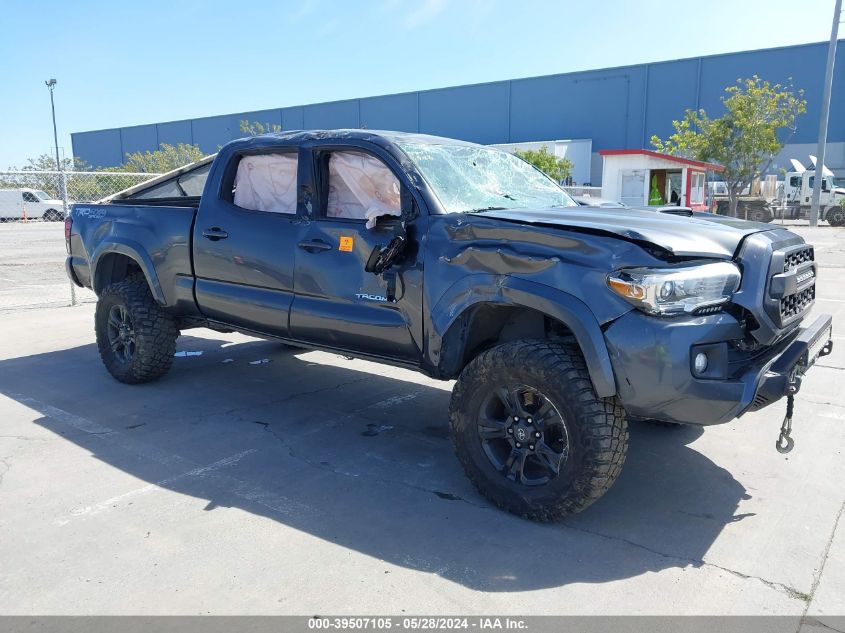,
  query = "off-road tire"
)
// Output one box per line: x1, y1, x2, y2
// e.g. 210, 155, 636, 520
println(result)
449, 340, 628, 520
95, 278, 178, 384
